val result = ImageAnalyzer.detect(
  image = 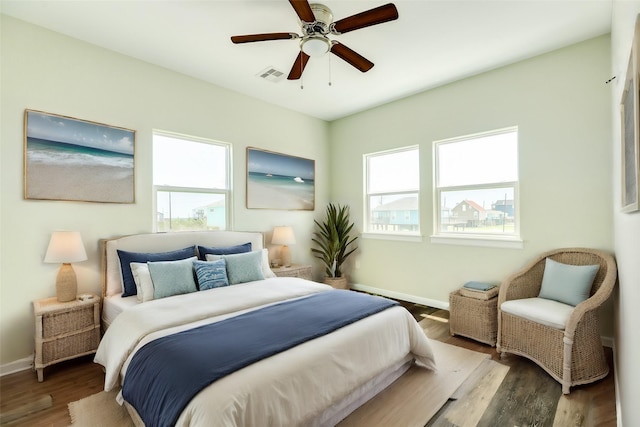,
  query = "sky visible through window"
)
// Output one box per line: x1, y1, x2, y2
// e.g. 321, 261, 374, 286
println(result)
153, 133, 228, 220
